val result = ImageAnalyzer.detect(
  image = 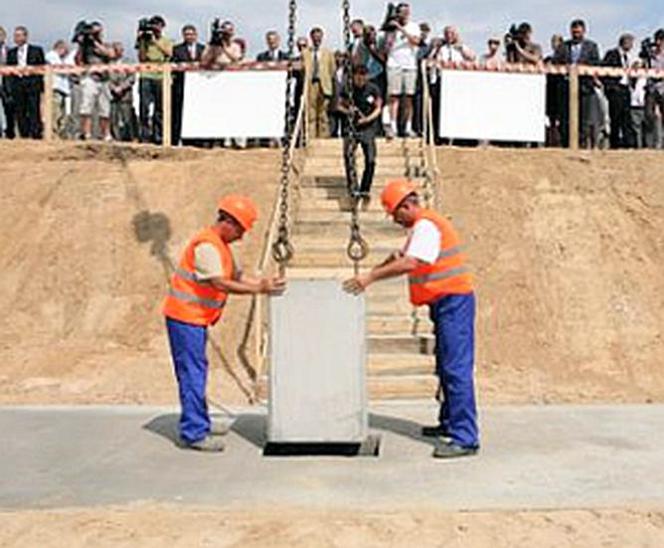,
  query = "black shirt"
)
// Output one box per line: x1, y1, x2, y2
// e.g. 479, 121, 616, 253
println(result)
342, 82, 382, 136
